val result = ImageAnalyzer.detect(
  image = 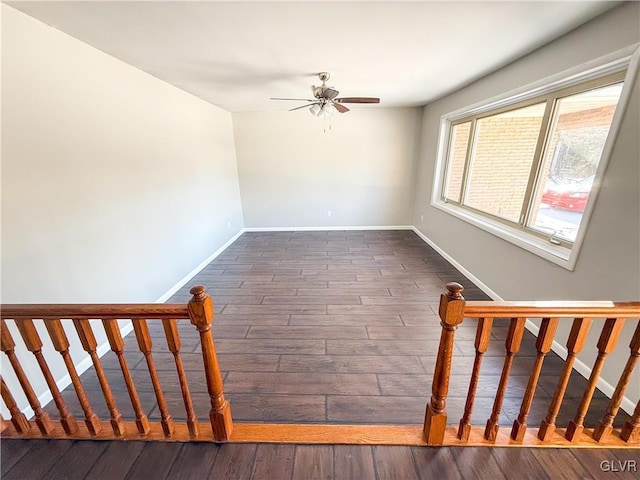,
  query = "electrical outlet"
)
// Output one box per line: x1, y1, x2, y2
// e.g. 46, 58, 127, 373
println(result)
227, 221, 231, 229
421, 214, 424, 222
327, 210, 332, 217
